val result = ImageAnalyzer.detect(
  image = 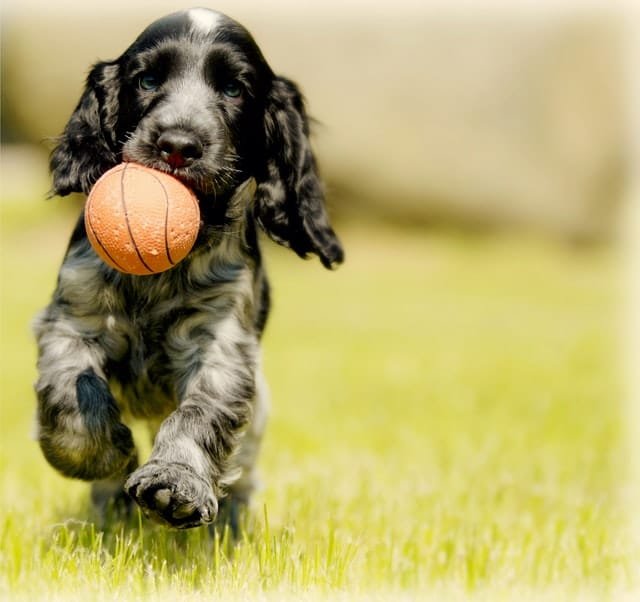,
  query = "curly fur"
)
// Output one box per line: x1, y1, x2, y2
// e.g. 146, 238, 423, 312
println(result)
34, 8, 343, 529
